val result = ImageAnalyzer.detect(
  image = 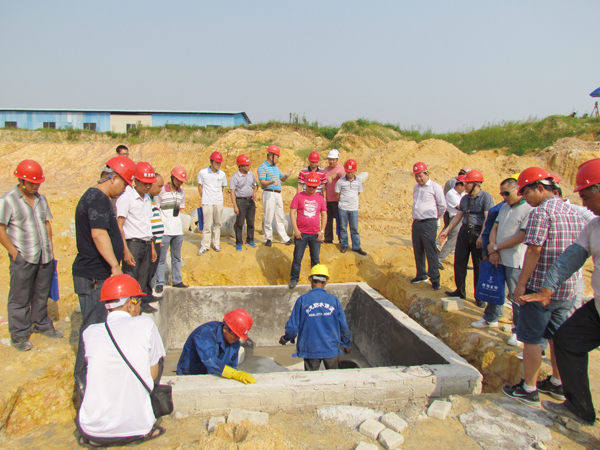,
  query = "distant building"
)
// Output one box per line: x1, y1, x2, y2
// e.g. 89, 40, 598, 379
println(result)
0, 109, 251, 133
